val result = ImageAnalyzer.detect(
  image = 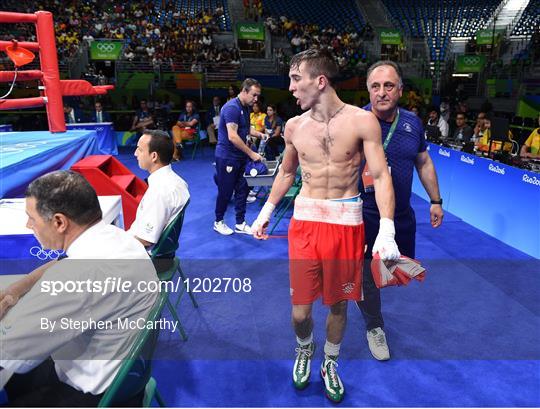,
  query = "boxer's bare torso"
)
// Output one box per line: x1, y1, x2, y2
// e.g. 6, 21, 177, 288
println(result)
285, 104, 379, 200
